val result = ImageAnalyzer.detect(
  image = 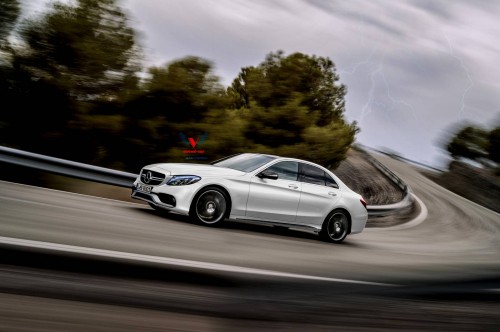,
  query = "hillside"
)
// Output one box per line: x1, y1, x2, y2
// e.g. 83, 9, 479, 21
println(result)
334, 149, 404, 205
424, 161, 500, 213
